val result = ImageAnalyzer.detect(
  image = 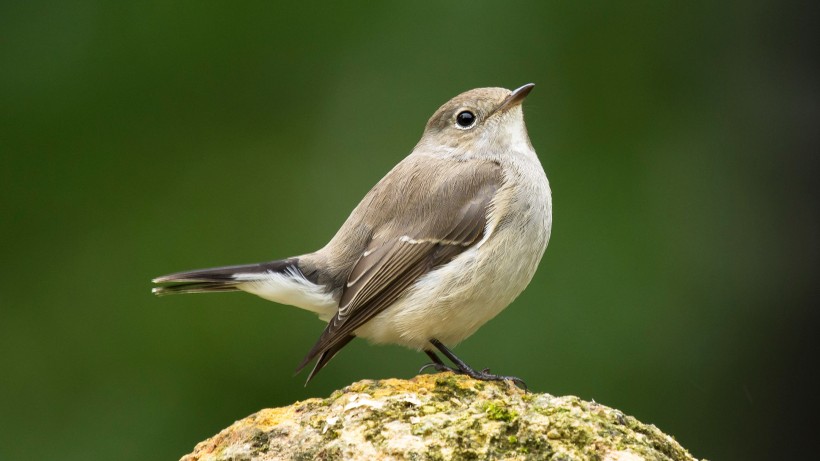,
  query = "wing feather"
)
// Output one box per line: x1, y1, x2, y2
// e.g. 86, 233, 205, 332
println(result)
296, 158, 503, 379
